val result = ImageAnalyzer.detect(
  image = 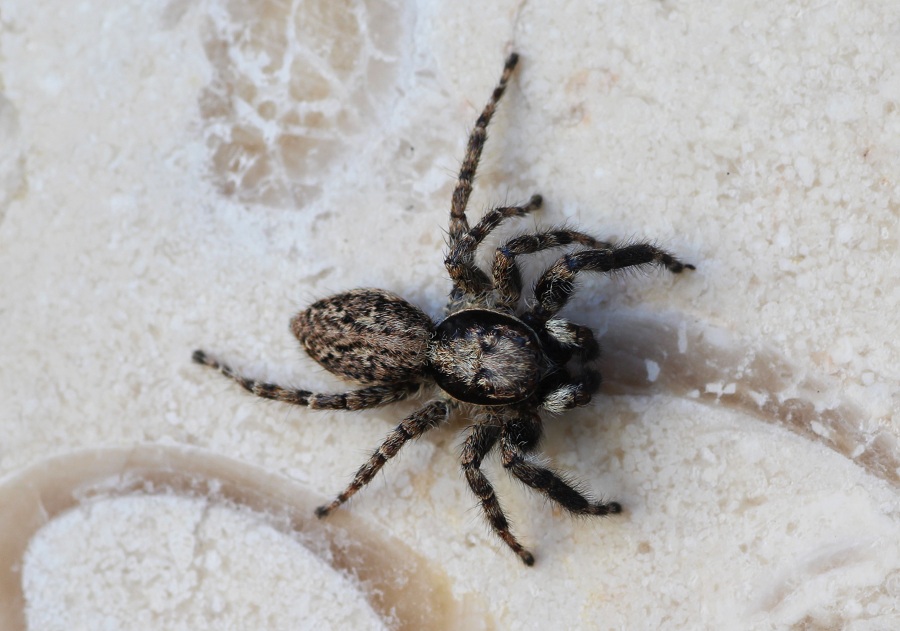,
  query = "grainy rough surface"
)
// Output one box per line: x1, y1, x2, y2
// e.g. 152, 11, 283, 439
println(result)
1, 0, 899, 628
